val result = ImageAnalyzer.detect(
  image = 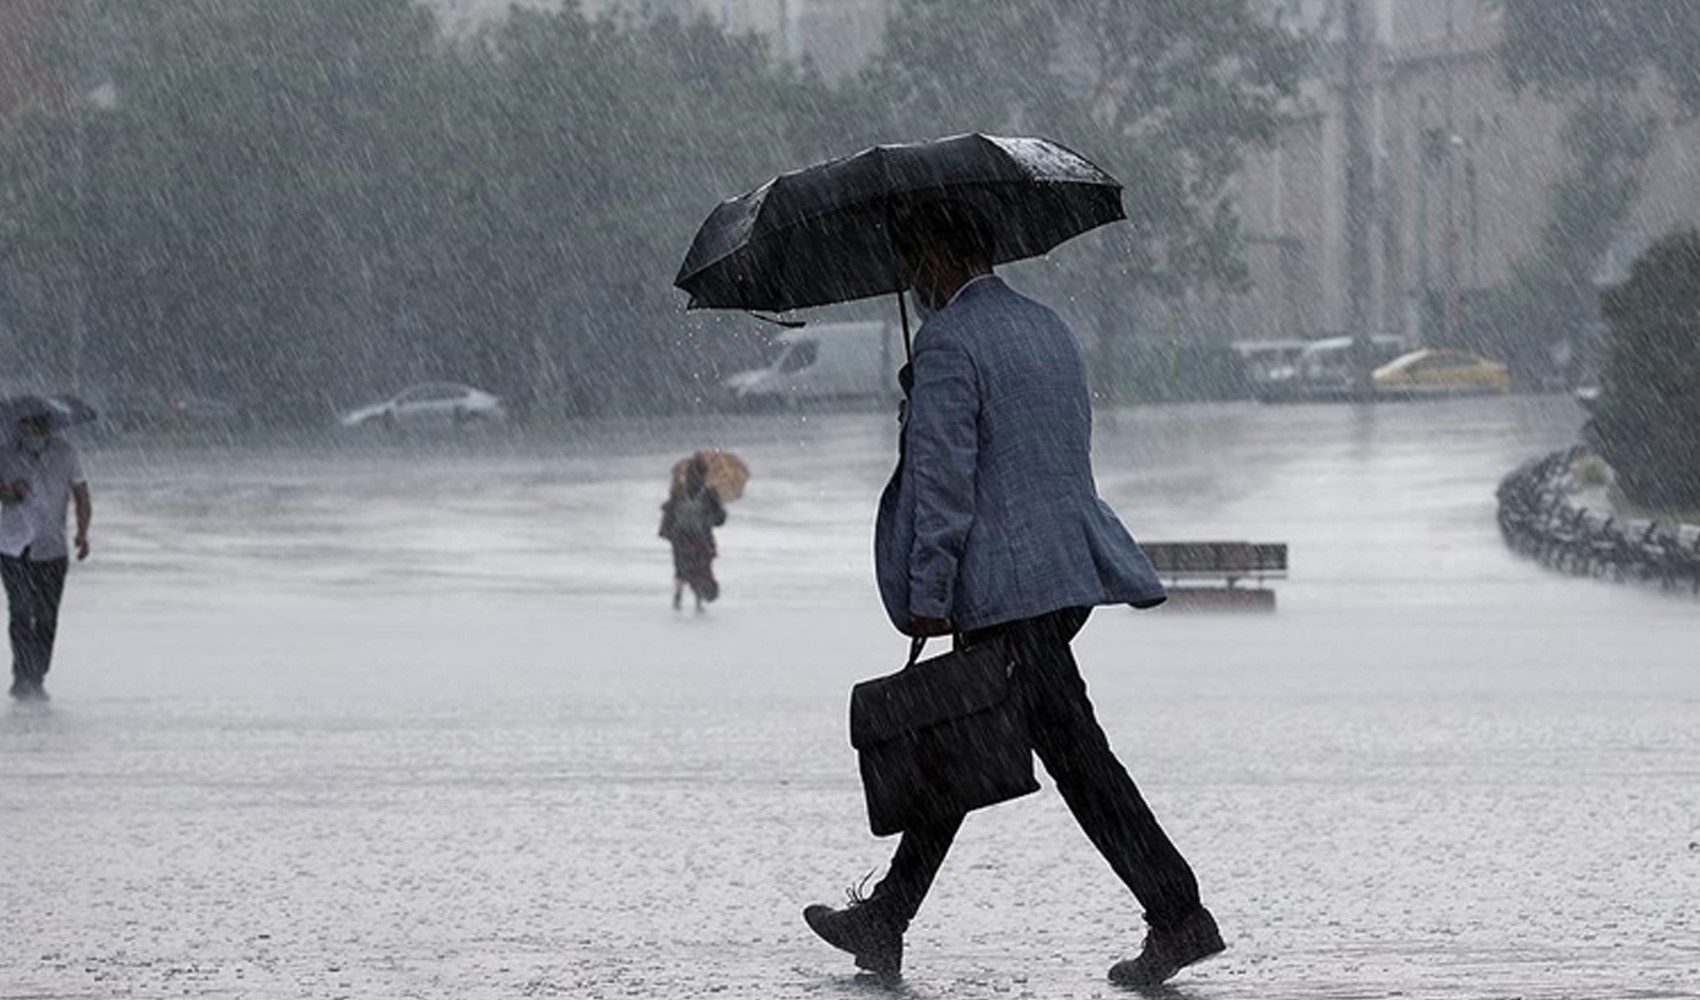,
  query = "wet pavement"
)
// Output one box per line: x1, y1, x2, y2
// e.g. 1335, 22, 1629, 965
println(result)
3, 397, 1697, 999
